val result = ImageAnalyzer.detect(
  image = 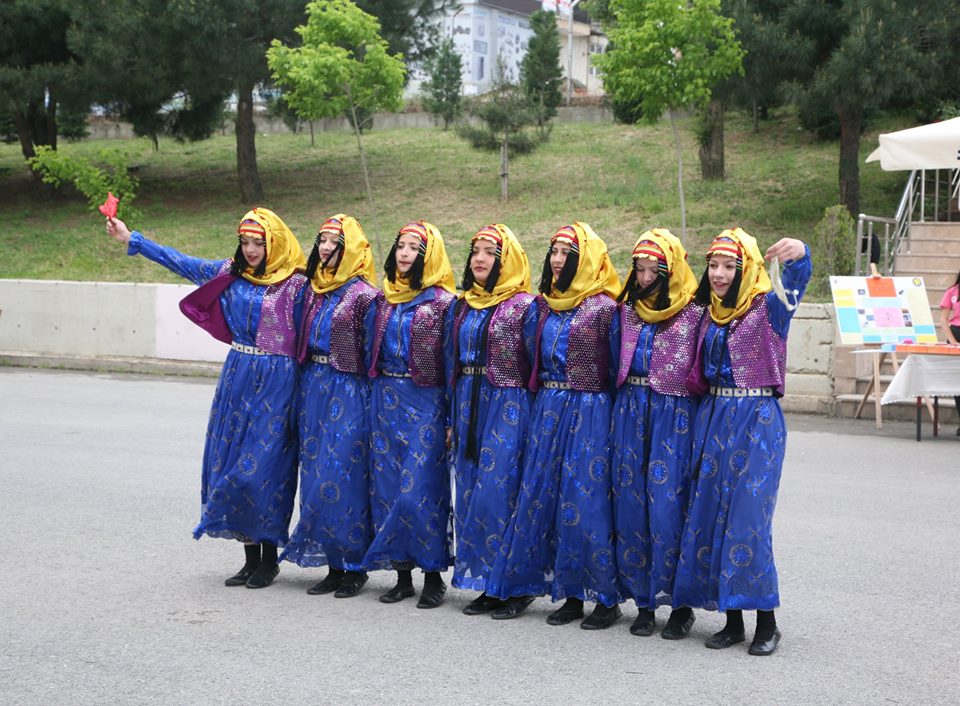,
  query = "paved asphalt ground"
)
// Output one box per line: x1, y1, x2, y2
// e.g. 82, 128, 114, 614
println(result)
2, 368, 958, 705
